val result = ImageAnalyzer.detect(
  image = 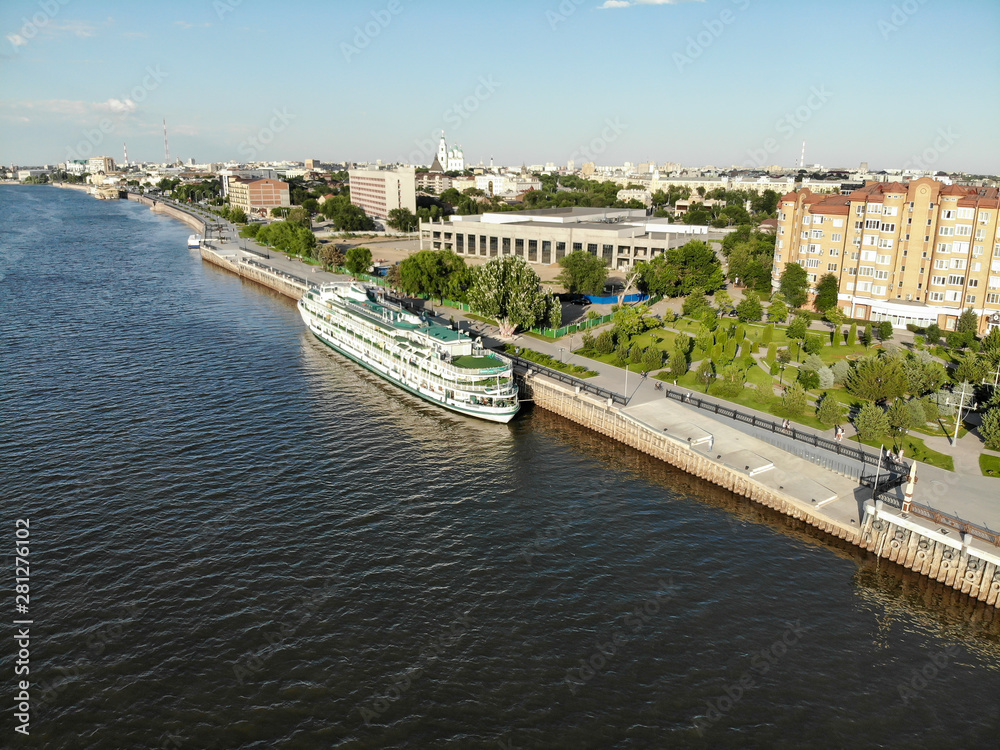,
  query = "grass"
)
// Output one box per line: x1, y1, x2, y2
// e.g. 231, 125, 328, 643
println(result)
466, 313, 499, 327
979, 453, 1000, 478
855, 433, 955, 471
505, 345, 598, 378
